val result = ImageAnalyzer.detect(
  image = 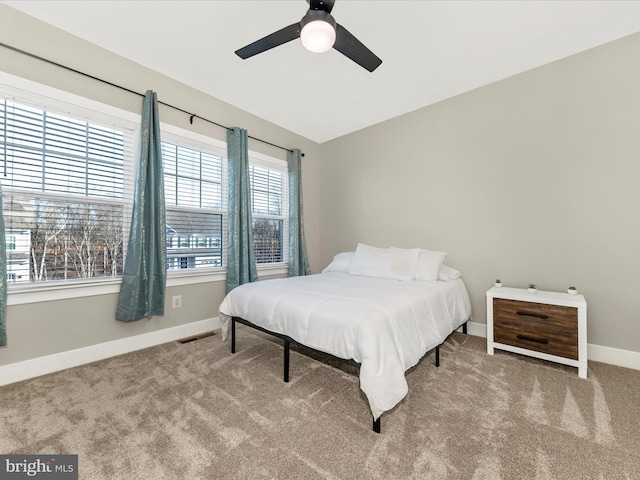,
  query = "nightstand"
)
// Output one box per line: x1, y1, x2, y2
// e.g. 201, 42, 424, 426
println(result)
486, 286, 587, 378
